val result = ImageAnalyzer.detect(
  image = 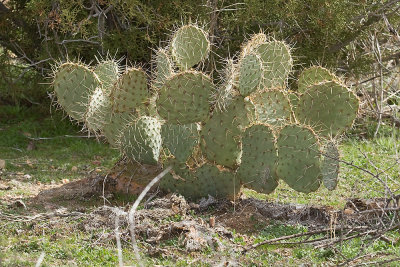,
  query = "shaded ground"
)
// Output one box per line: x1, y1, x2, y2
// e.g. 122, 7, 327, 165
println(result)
1, 171, 400, 266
